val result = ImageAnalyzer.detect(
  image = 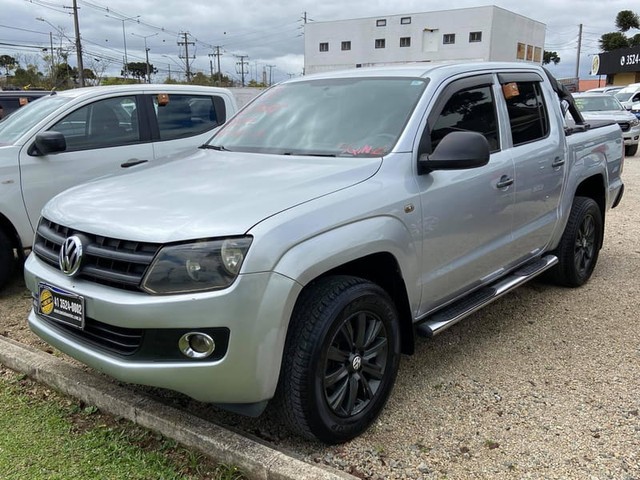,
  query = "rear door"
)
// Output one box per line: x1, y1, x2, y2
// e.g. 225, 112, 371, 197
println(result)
19, 94, 154, 229
497, 73, 566, 259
